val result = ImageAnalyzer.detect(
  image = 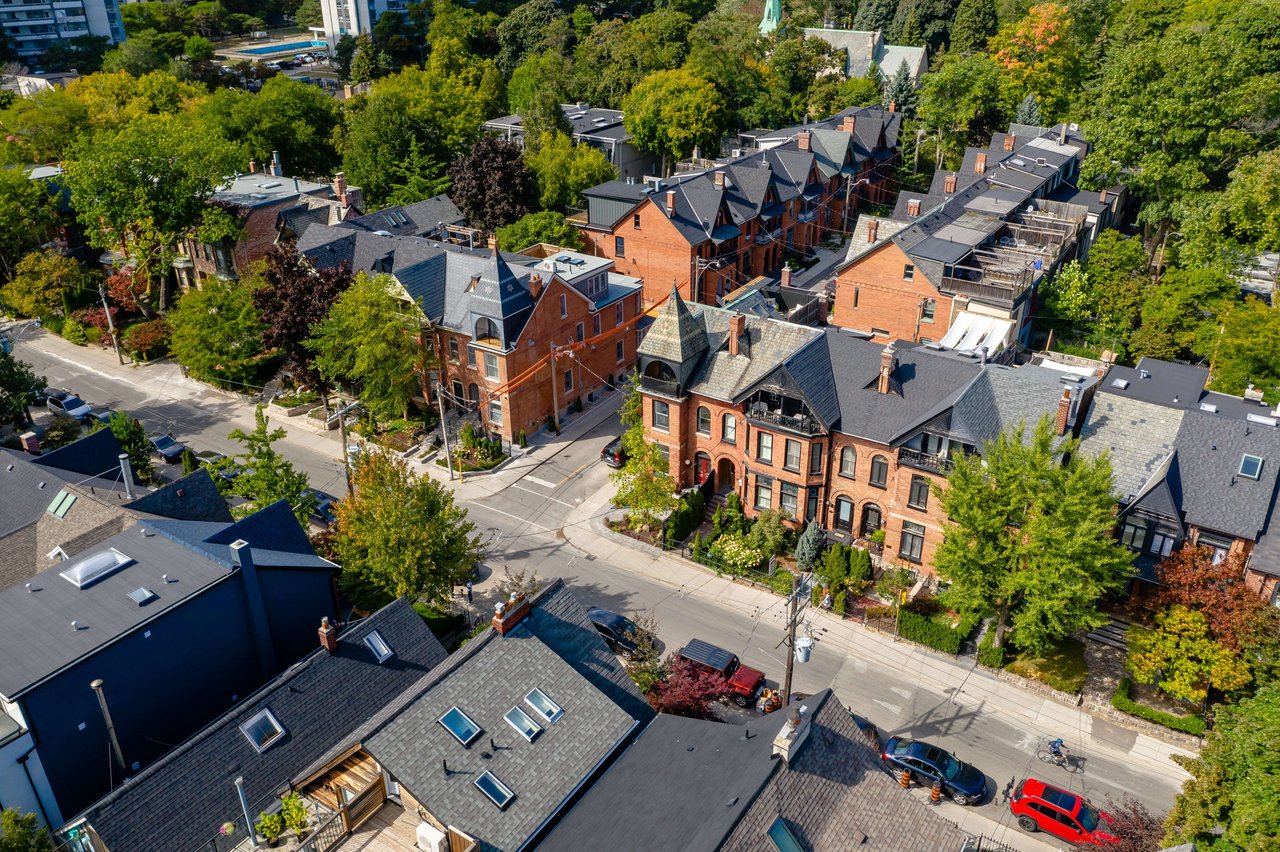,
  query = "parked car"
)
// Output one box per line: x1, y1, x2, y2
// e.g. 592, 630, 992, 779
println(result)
881, 737, 987, 805
1010, 778, 1116, 845
587, 607, 645, 657
600, 436, 627, 468
33, 387, 68, 405
93, 409, 118, 425
149, 433, 186, 464
305, 488, 339, 528
47, 392, 92, 421
195, 449, 240, 482
676, 638, 765, 707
